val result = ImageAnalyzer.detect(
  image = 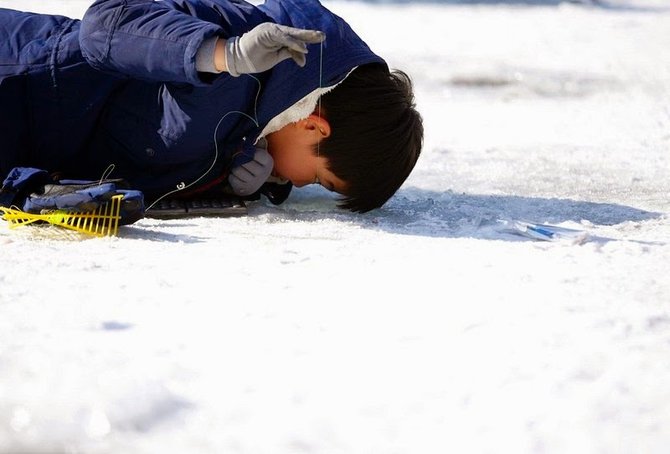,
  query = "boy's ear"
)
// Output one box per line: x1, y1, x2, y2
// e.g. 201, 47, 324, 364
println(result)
303, 114, 331, 139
